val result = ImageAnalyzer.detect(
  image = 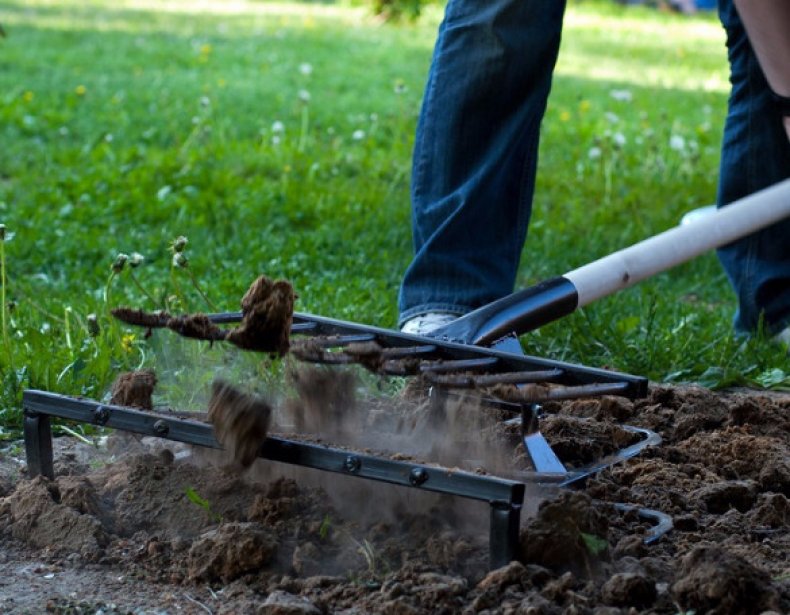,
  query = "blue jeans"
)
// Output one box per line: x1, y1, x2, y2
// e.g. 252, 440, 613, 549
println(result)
716, 0, 790, 335
399, 0, 790, 335
397, 0, 567, 326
